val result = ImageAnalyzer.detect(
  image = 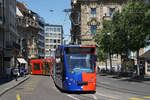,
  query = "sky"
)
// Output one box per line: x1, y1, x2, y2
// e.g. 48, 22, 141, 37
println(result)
17, 0, 71, 43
